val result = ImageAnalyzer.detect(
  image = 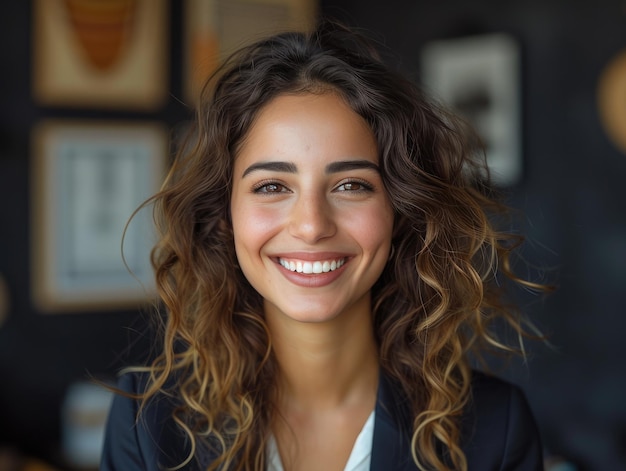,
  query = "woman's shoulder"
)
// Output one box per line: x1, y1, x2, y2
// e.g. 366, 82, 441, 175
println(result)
462, 370, 544, 470
101, 371, 198, 471
469, 370, 530, 408
466, 370, 539, 429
